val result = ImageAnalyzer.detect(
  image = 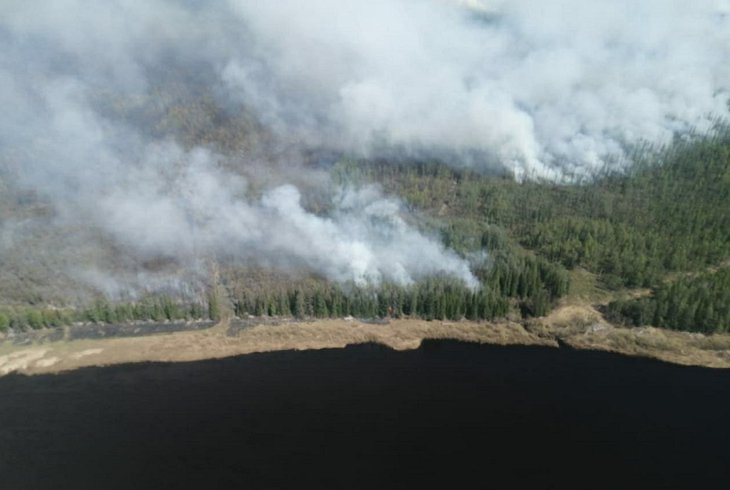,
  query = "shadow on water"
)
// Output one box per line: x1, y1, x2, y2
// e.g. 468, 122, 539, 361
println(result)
1, 340, 729, 489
